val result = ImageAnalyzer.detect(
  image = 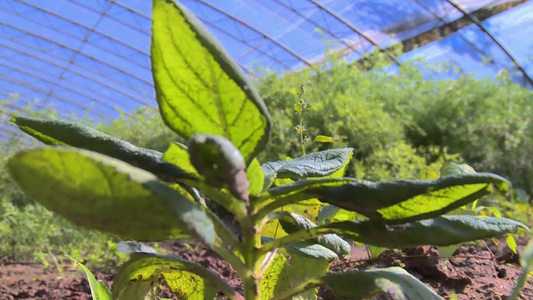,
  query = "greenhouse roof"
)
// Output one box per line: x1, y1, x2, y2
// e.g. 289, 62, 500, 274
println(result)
1, 0, 532, 143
